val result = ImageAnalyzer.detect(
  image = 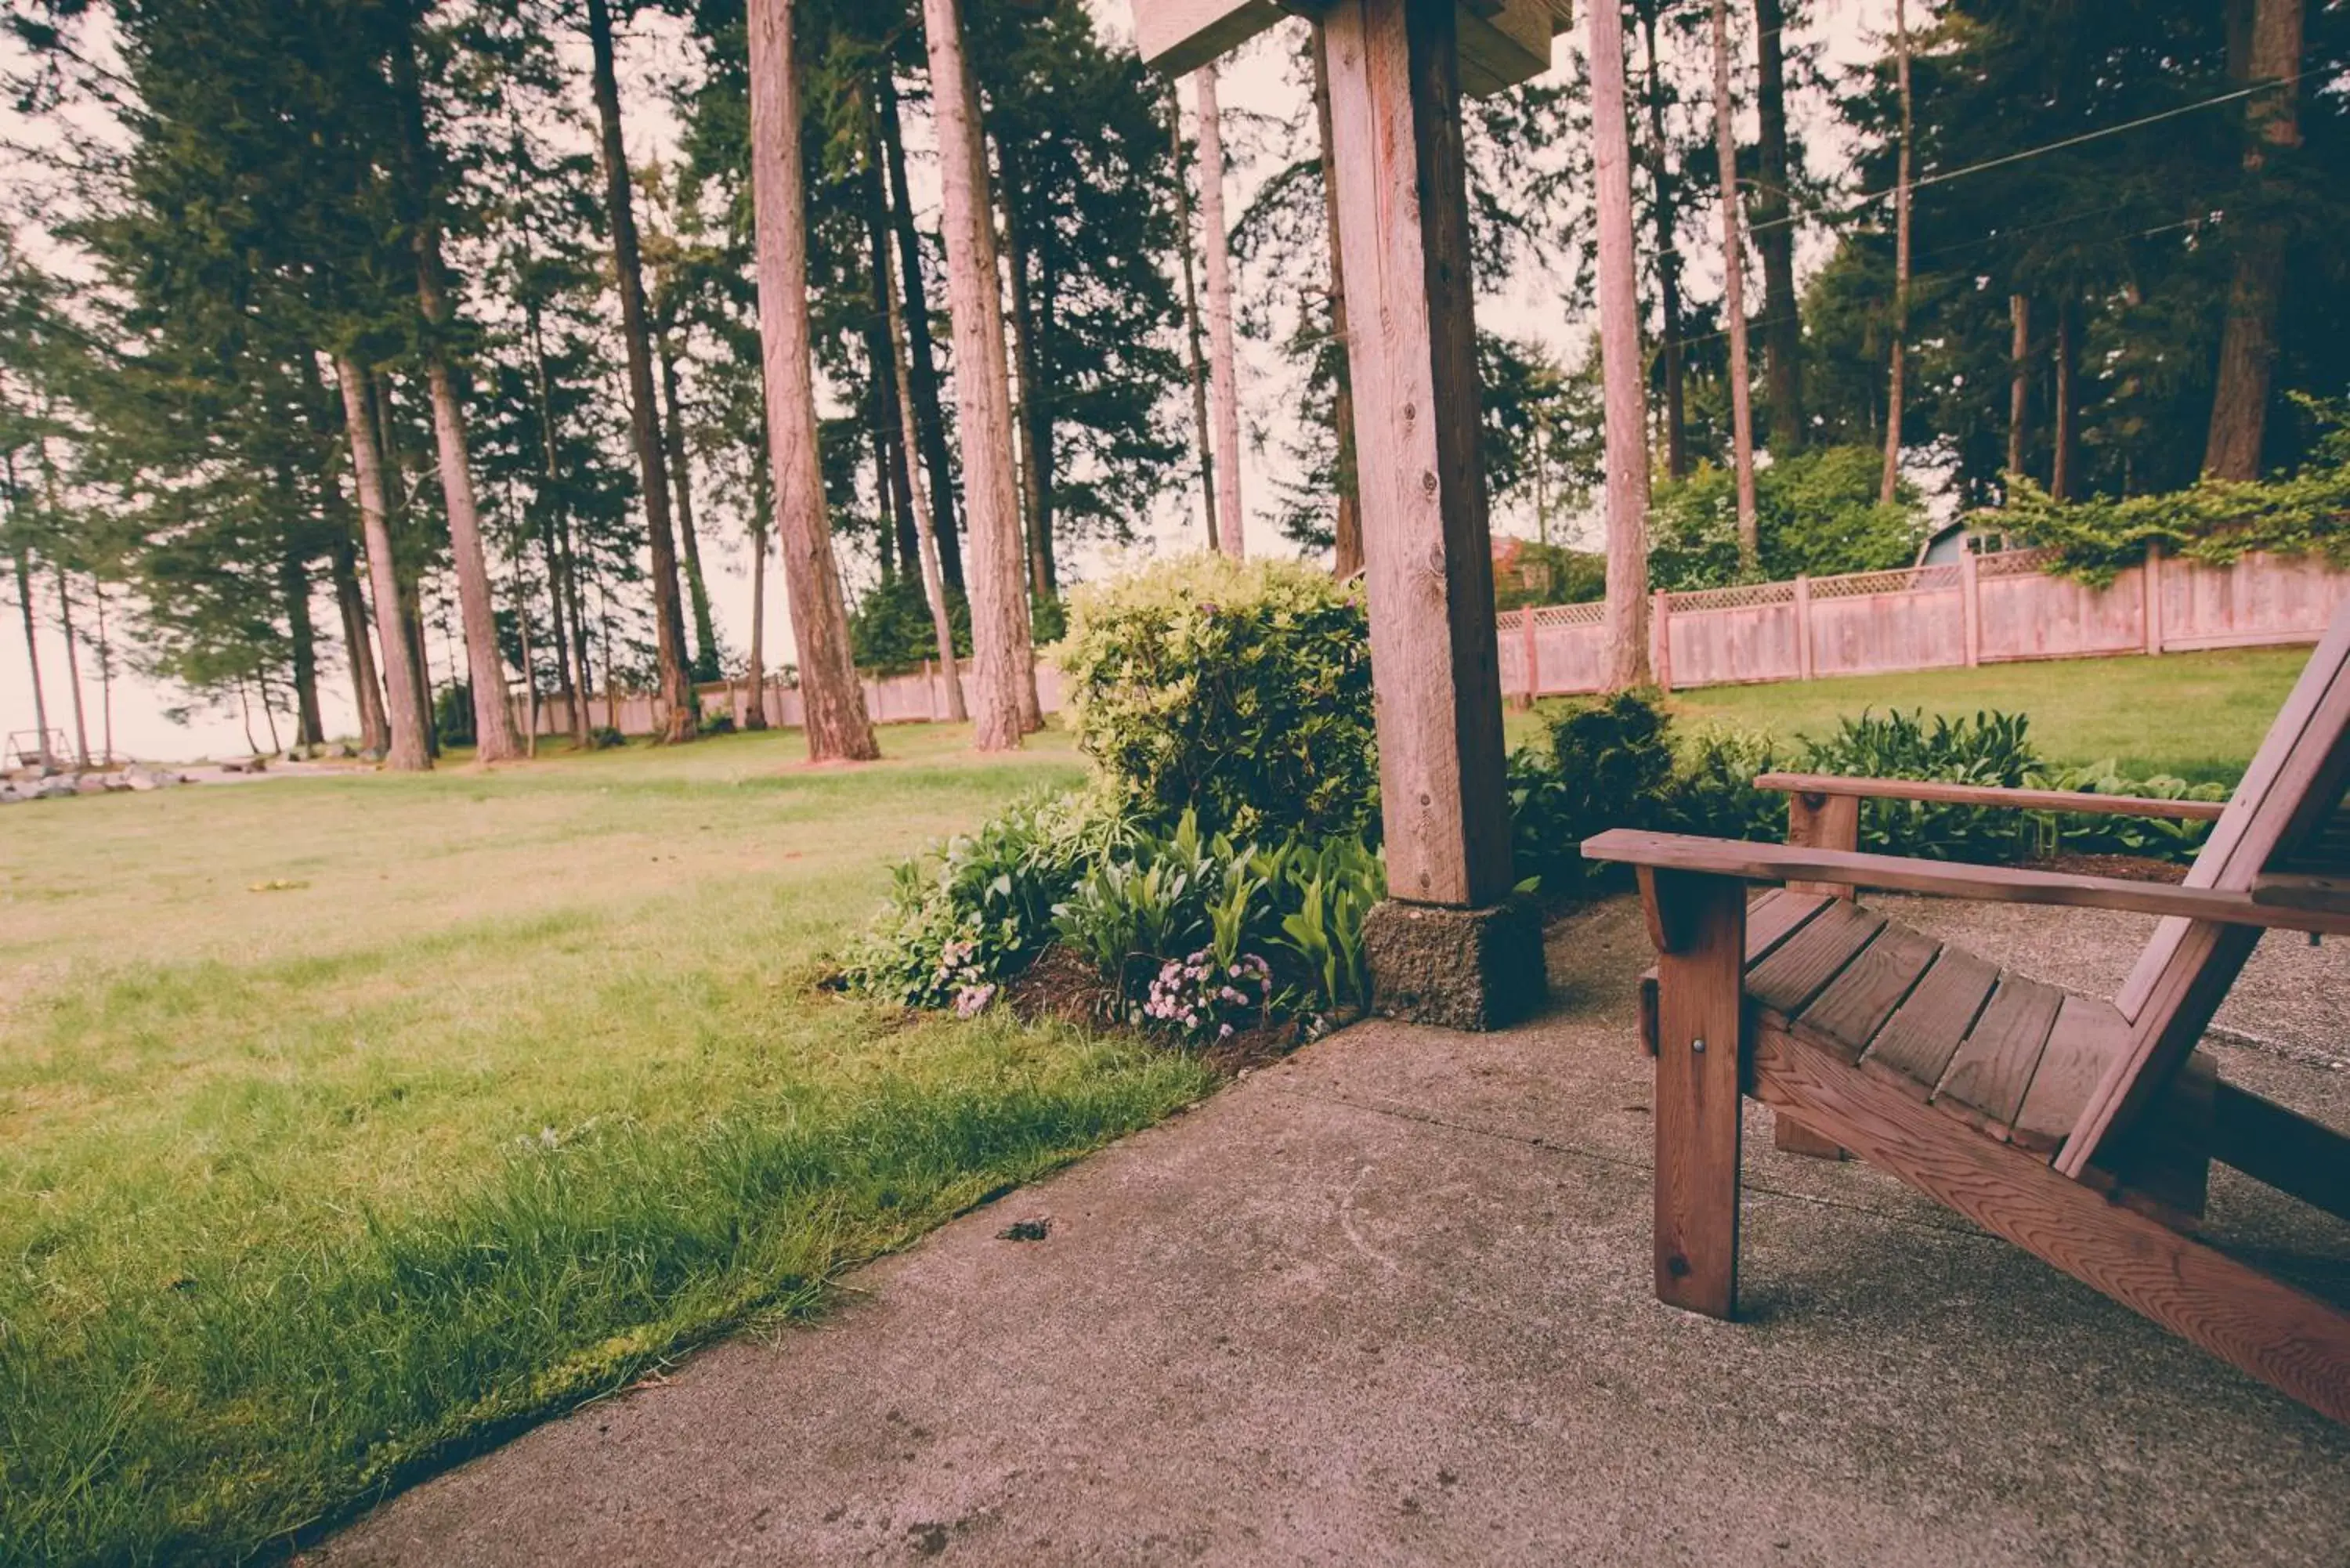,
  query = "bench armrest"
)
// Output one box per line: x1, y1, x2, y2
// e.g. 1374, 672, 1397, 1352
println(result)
1581, 828, 2350, 936
1753, 771, 2228, 822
